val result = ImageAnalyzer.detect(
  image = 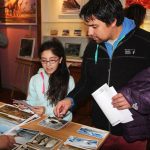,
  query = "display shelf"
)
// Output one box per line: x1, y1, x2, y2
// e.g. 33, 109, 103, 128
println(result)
42, 35, 89, 58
